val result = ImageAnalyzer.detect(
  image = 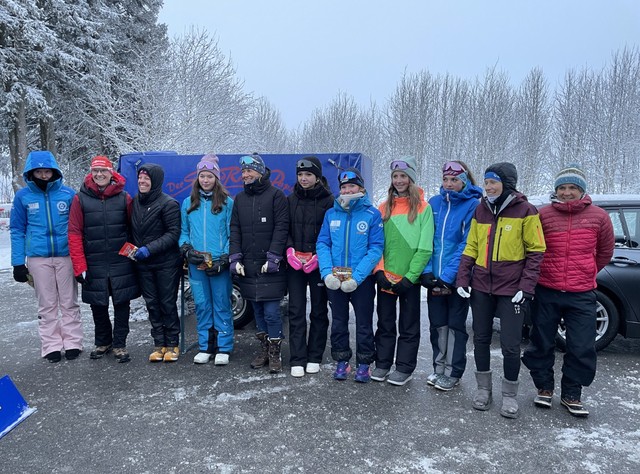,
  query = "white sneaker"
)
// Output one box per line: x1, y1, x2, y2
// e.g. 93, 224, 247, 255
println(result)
193, 352, 211, 364
291, 366, 305, 377
214, 353, 230, 365
306, 362, 320, 374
